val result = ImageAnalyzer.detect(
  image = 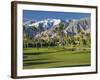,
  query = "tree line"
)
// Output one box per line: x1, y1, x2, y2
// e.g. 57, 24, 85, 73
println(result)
23, 23, 91, 49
